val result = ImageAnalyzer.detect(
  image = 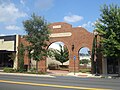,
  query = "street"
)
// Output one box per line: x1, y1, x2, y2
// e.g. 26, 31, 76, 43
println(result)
0, 74, 120, 90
